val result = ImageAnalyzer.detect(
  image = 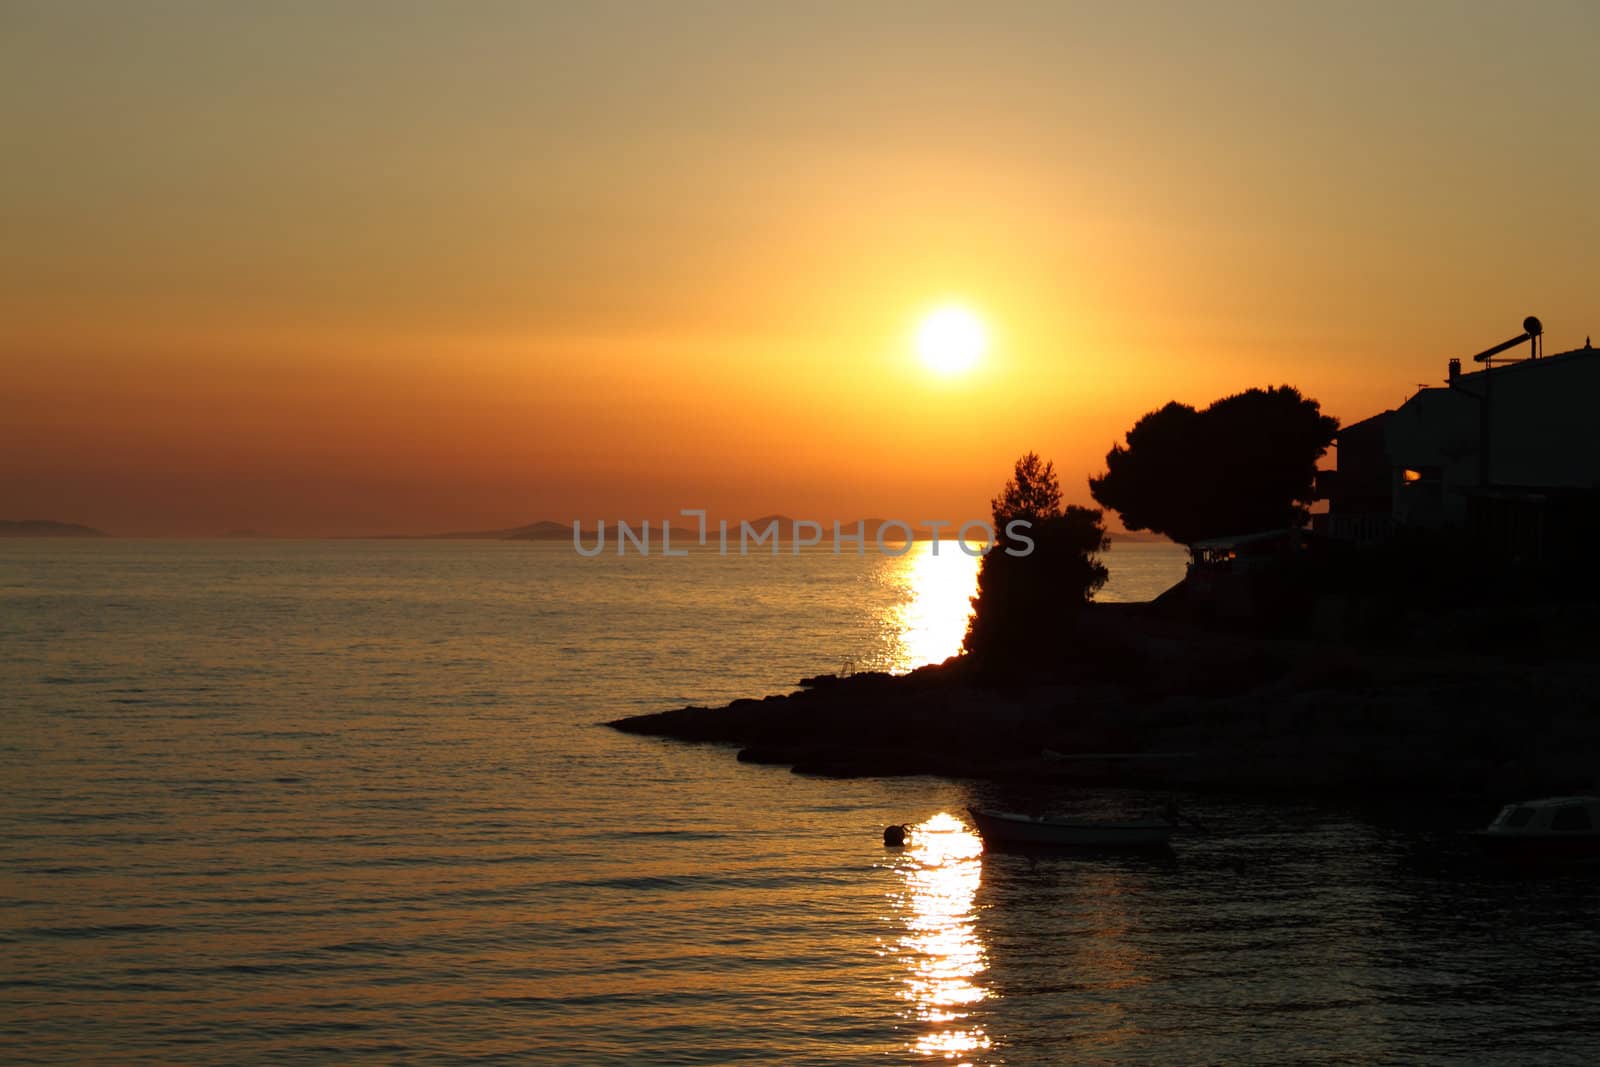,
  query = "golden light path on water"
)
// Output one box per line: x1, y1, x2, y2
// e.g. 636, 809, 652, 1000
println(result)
885, 812, 991, 1063
883, 543, 982, 673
